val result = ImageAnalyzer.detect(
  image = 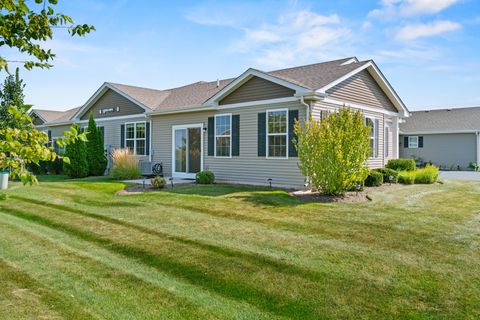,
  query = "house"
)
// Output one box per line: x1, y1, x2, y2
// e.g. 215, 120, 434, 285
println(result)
400, 107, 480, 170
31, 57, 408, 187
